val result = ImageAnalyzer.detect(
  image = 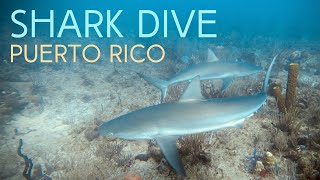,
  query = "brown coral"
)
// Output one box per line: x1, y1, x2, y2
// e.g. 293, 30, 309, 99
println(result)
285, 63, 299, 110
273, 86, 286, 113
179, 134, 211, 165
272, 63, 300, 114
